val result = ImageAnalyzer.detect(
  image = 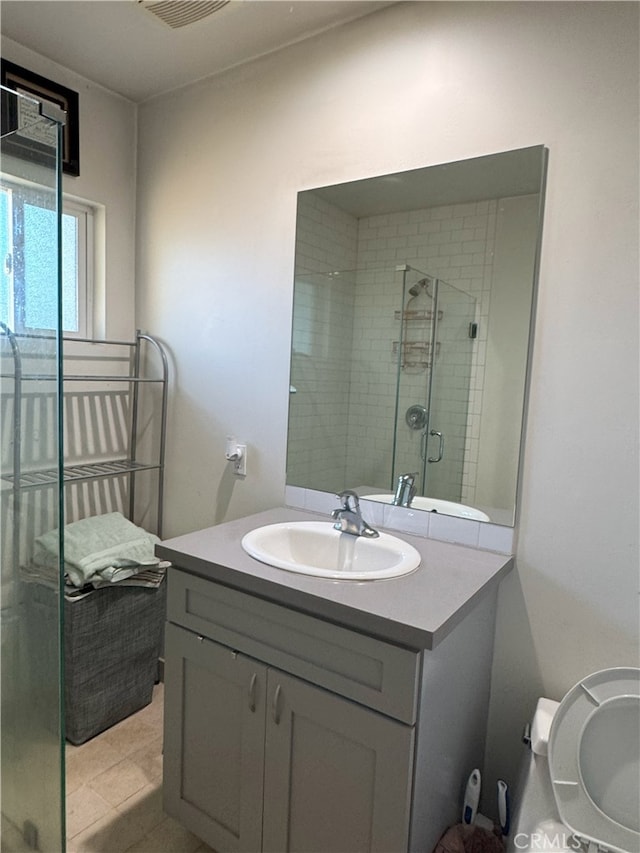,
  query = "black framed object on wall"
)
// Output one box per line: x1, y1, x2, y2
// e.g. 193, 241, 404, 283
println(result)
1, 59, 80, 176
